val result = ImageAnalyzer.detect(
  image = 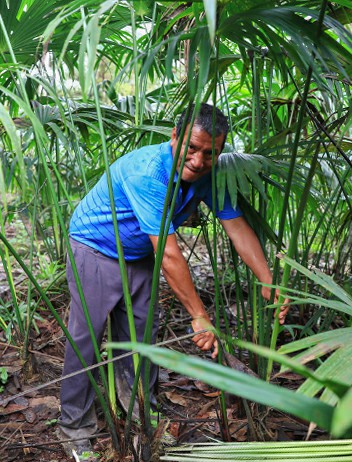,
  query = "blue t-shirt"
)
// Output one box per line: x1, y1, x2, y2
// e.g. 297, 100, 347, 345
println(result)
69, 141, 242, 260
